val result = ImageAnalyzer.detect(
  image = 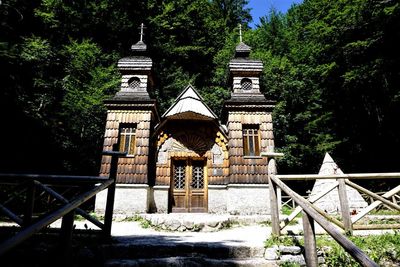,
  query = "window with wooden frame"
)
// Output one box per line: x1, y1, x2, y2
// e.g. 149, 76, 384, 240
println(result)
119, 124, 136, 155
243, 126, 260, 156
